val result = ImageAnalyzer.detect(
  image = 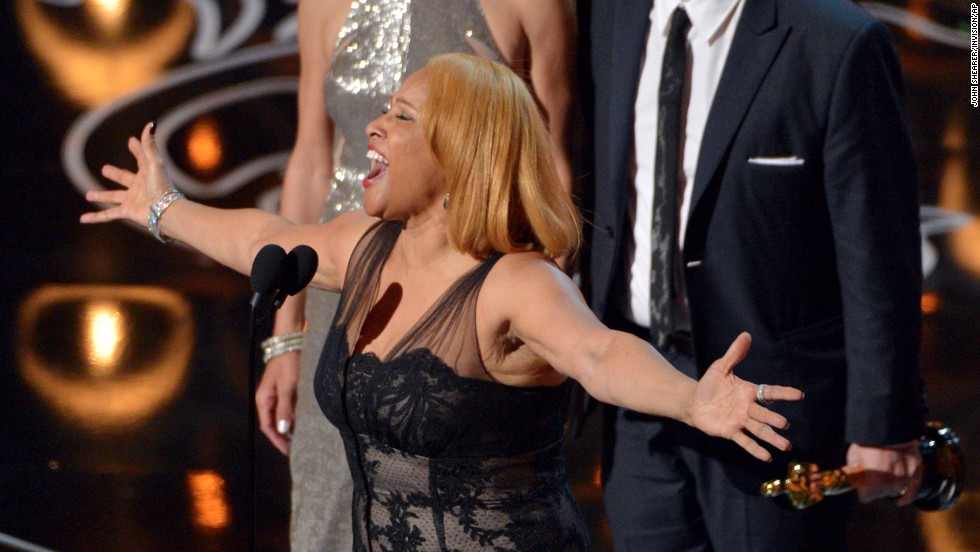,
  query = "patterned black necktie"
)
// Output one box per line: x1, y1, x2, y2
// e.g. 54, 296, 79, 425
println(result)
650, 7, 690, 347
